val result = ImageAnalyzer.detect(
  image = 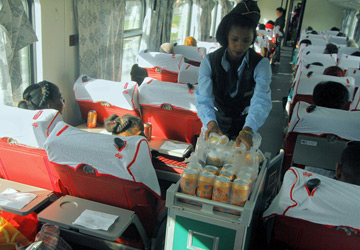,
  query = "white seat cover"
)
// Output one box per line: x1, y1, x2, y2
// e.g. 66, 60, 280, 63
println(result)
337, 47, 360, 58
74, 75, 140, 111
44, 121, 161, 196
321, 30, 340, 36
292, 65, 326, 88
177, 63, 199, 84
137, 50, 184, 73
174, 45, 206, 62
345, 68, 360, 88
263, 167, 360, 230
0, 105, 62, 148
139, 77, 197, 112
197, 41, 221, 54
289, 101, 360, 141
328, 36, 347, 45
338, 54, 360, 70
298, 52, 337, 69
293, 74, 355, 101
350, 89, 360, 111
